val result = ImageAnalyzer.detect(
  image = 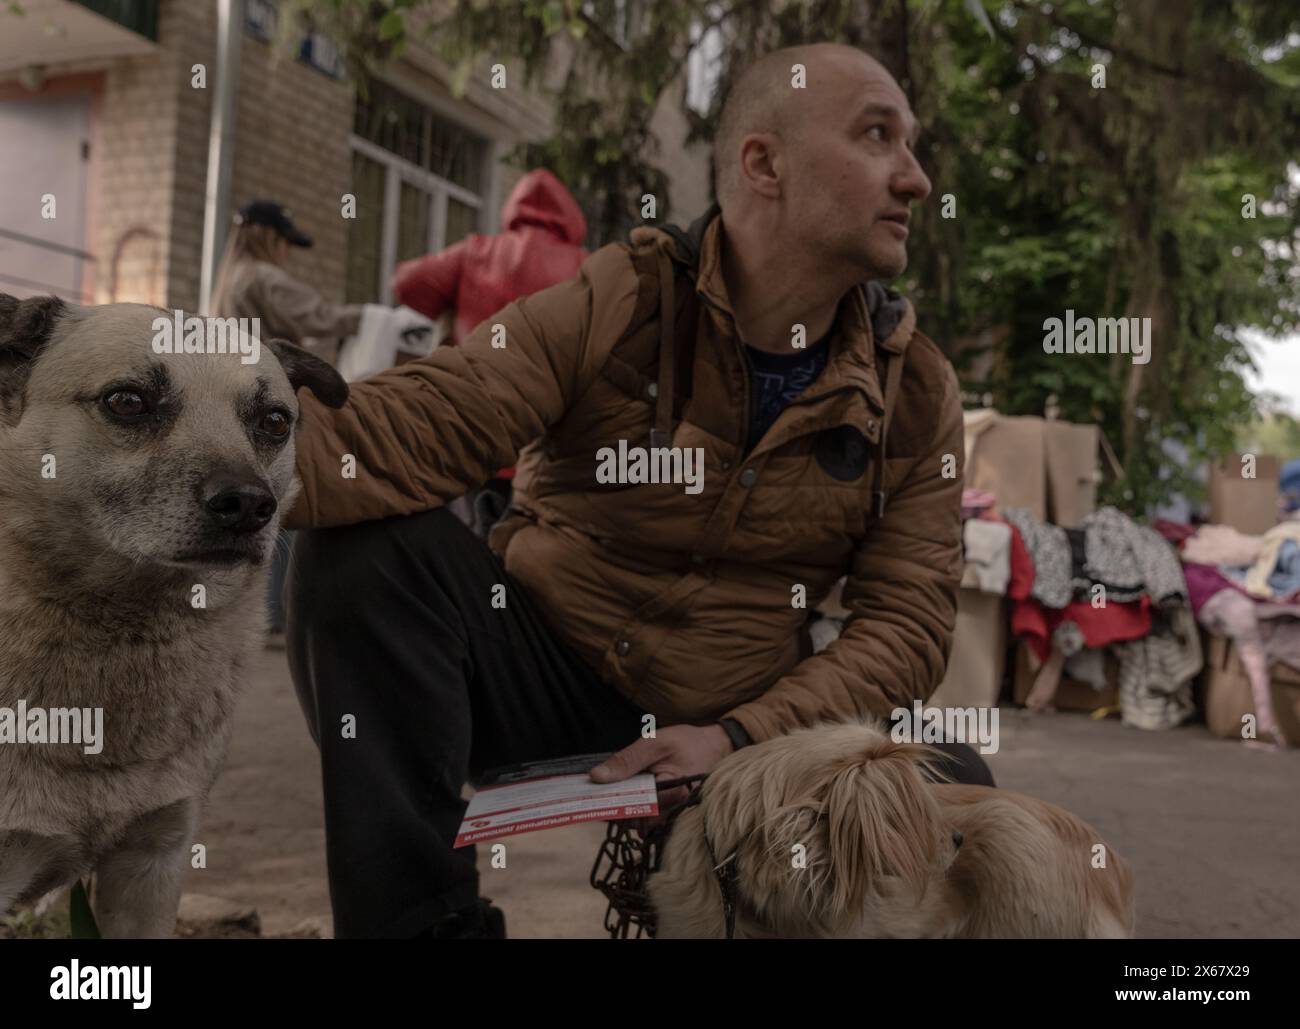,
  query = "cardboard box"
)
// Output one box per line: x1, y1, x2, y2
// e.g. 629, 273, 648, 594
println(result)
1201, 634, 1300, 744
964, 414, 1099, 528
1011, 641, 1118, 712
1043, 421, 1101, 528
1209, 454, 1281, 535
931, 588, 1007, 709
